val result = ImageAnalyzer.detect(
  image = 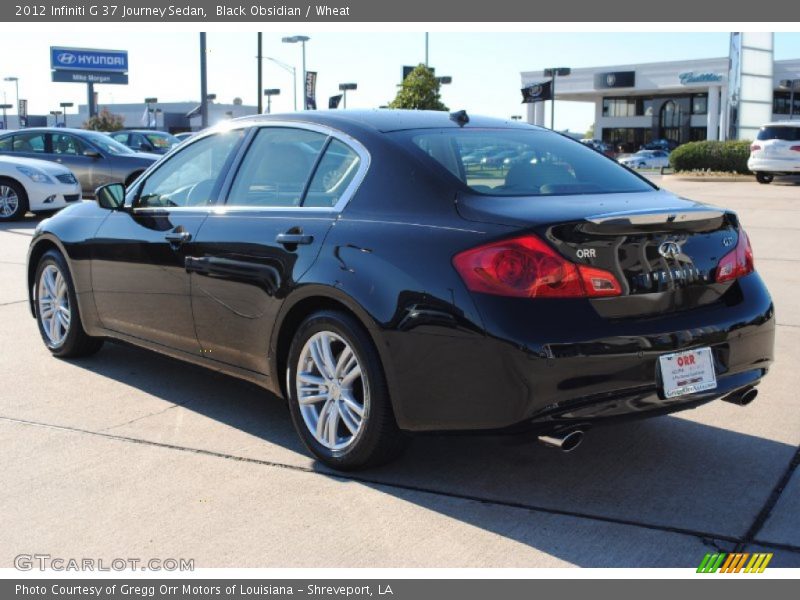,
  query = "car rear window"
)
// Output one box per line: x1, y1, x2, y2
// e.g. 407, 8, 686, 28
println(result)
398, 128, 655, 196
757, 126, 800, 141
